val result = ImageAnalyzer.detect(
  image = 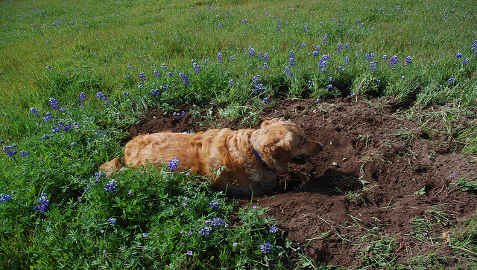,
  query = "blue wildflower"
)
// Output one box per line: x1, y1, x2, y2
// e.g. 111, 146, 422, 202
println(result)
200, 226, 212, 236
128, 64, 133, 69
79, 92, 86, 102
263, 62, 269, 69
186, 250, 193, 256
151, 89, 160, 96
108, 217, 117, 225
390, 55, 399, 66
285, 66, 292, 77
322, 33, 328, 44
96, 92, 107, 100
30, 107, 38, 114
404, 56, 412, 66
304, 24, 308, 32
249, 47, 256, 57
456, 52, 462, 58
263, 97, 269, 103
209, 200, 220, 209
462, 58, 470, 65
308, 80, 313, 88
228, 79, 234, 85
269, 225, 278, 233
168, 72, 174, 77
123, 91, 130, 96
0, 194, 12, 202
20, 151, 30, 158
180, 73, 190, 85
288, 57, 296, 66
104, 179, 118, 192
448, 78, 455, 84
193, 62, 200, 73
160, 64, 167, 69
365, 53, 375, 61
218, 23, 222, 28
142, 232, 149, 237
49, 98, 59, 110
45, 65, 52, 69
153, 69, 160, 78
139, 72, 146, 82
289, 50, 295, 58
326, 84, 333, 89
167, 158, 180, 171
217, 52, 223, 63
33, 193, 49, 213
259, 242, 272, 254
337, 42, 343, 52
137, 83, 144, 89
